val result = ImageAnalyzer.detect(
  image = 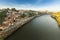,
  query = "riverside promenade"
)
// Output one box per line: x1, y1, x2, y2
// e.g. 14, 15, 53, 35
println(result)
0, 16, 35, 40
